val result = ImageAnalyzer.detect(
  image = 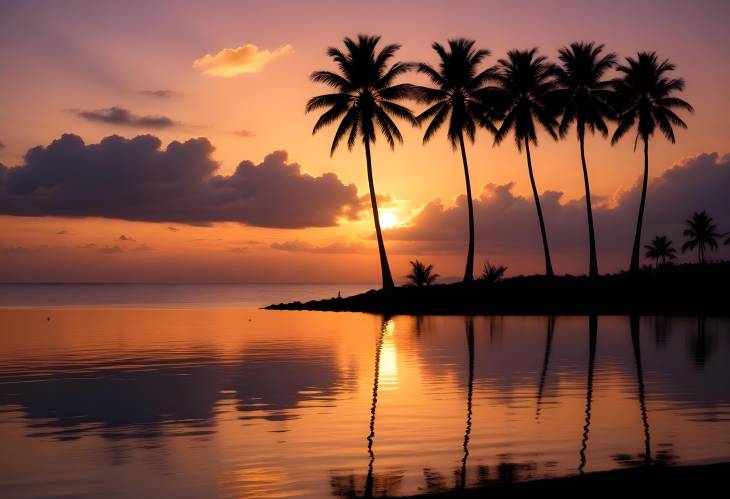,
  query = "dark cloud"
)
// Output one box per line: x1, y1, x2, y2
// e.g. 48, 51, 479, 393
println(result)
271, 239, 369, 254
231, 129, 255, 138
0, 134, 367, 228
56, 229, 68, 235
388, 153, 730, 273
167, 226, 179, 232
73, 107, 178, 128
140, 89, 175, 98
119, 234, 135, 242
